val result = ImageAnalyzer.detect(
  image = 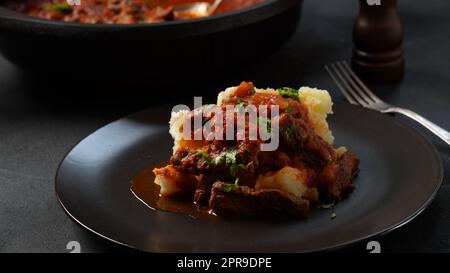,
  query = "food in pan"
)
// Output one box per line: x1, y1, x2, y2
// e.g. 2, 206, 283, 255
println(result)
5, 0, 263, 24
150, 82, 359, 218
